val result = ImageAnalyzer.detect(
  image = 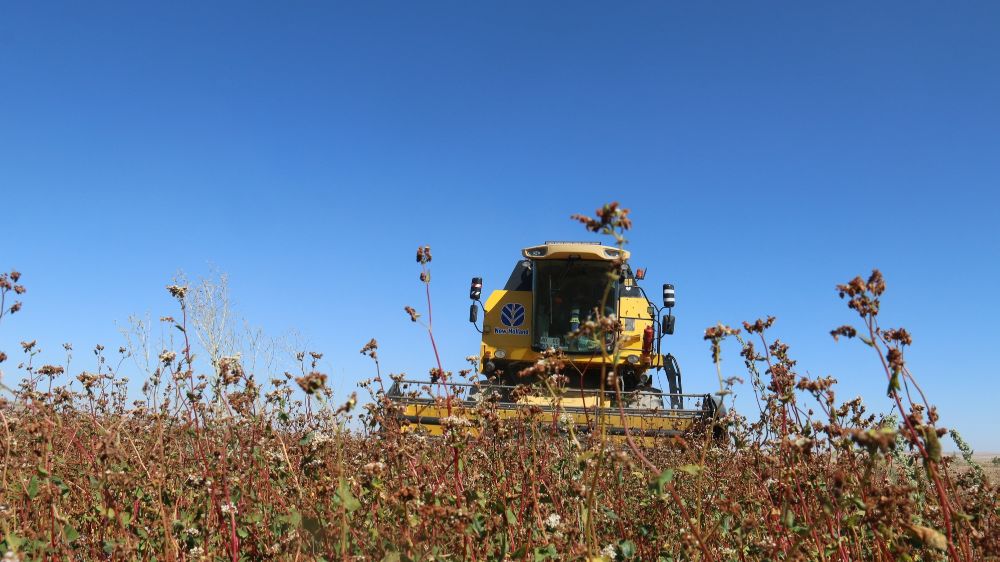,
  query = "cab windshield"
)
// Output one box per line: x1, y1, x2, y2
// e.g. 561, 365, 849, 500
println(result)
532, 259, 617, 353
